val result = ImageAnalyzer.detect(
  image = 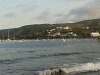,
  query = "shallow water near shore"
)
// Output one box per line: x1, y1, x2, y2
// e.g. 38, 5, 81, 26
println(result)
0, 39, 100, 75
